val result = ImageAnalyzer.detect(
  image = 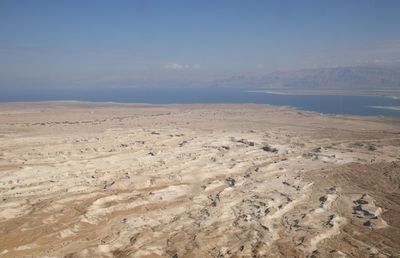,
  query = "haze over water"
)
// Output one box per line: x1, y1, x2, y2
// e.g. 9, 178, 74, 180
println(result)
1, 1, 400, 117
